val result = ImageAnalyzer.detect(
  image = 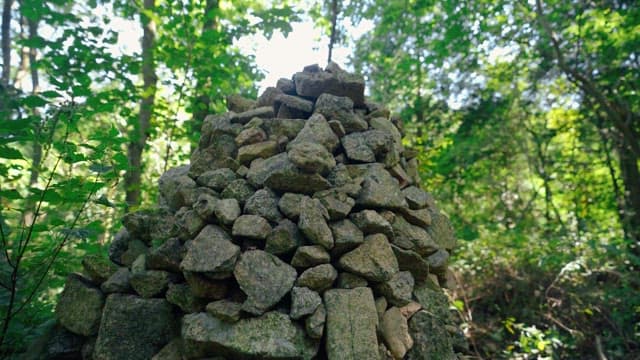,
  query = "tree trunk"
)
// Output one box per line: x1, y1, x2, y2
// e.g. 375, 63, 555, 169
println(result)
125, 0, 157, 208
327, 0, 338, 64
28, 17, 40, 186
1, 0, 12, 87
616, 133, 640, 261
